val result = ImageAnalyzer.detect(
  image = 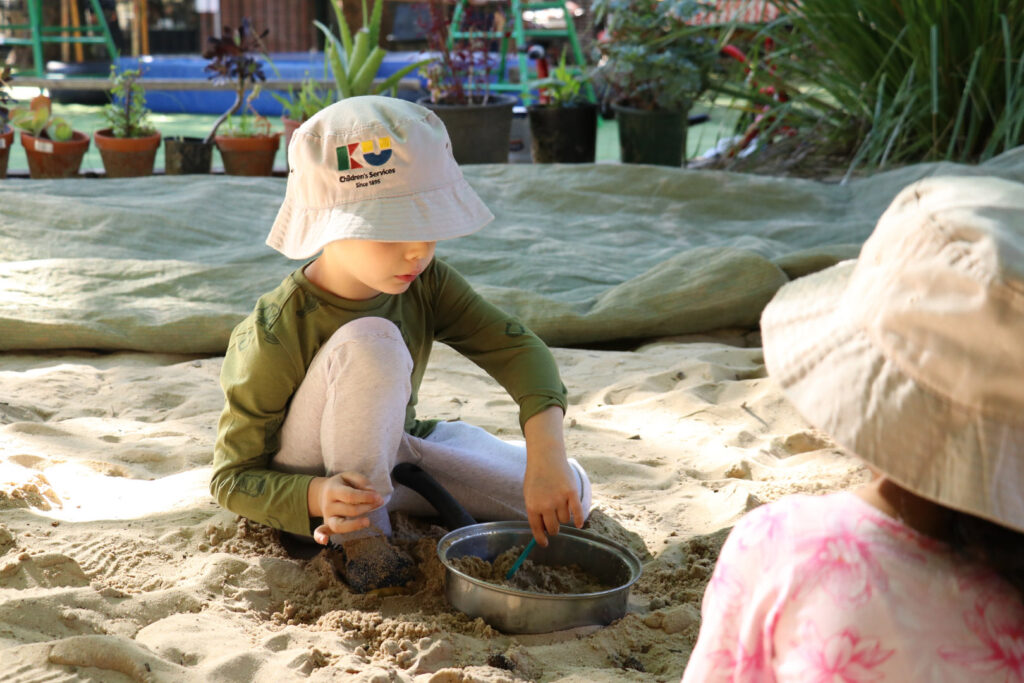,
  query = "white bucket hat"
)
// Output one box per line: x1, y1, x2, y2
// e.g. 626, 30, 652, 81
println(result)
266, 96, 494, 260
761, 175, 1024, 533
